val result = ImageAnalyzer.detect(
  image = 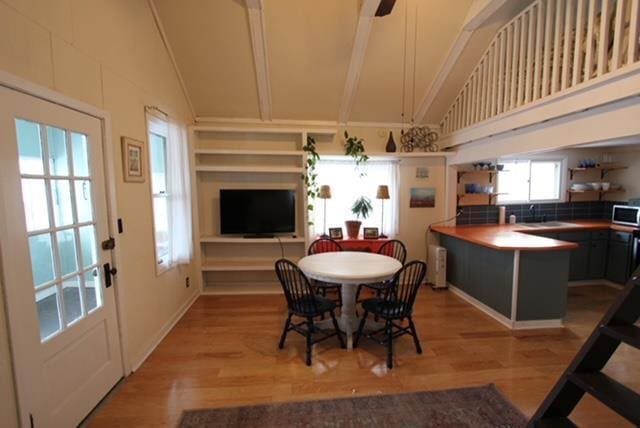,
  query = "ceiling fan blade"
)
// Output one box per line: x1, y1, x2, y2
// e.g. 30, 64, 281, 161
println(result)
375, 0, 396, 17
